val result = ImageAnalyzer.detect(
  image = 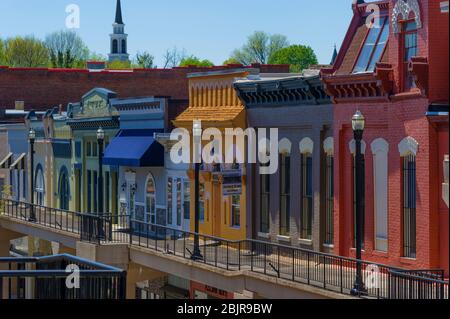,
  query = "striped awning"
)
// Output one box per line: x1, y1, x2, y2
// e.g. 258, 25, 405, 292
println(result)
0, 153, 13, 169
10, 153, 26, 170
